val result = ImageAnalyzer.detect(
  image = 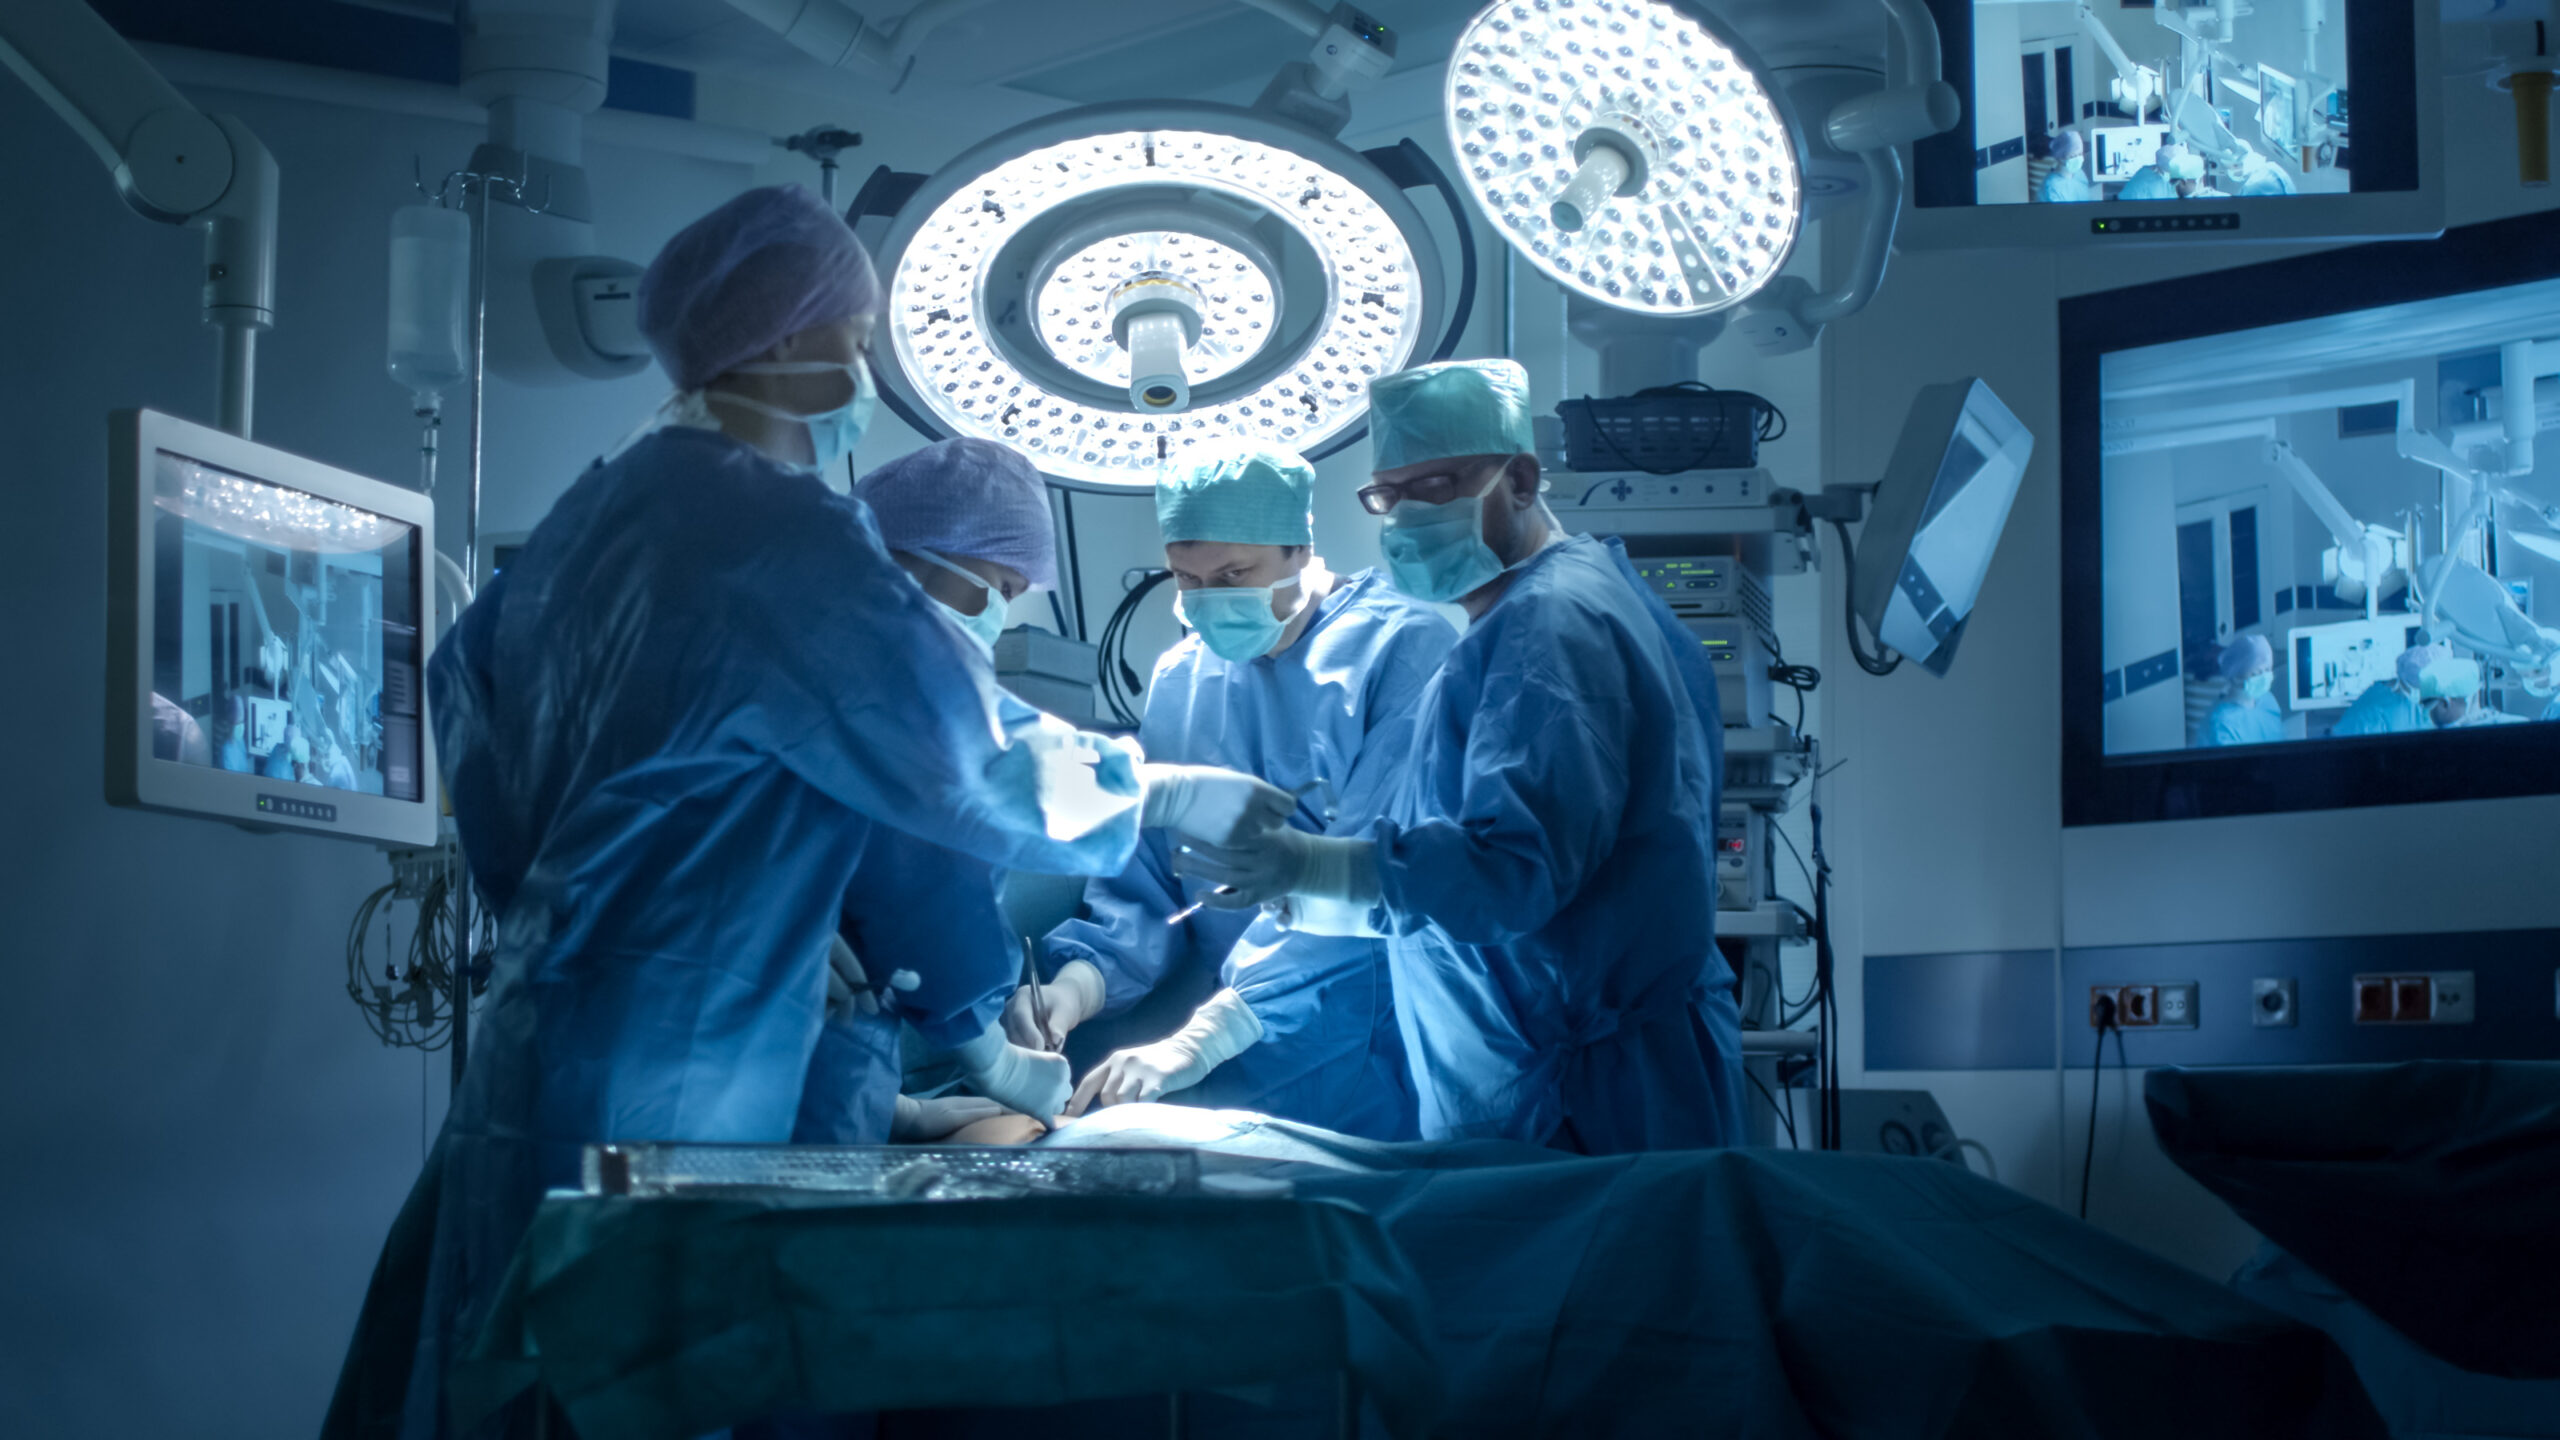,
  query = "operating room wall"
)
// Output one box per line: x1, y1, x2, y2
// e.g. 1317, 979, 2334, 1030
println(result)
1833, 69, 2560, 1278
0, 69, 765, 1437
